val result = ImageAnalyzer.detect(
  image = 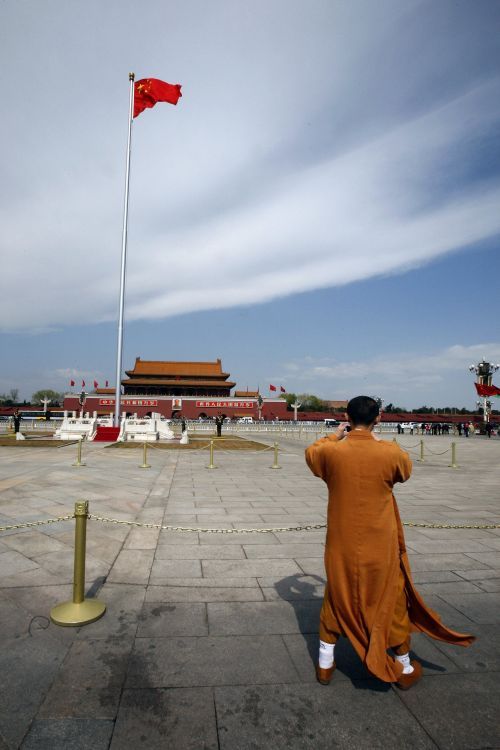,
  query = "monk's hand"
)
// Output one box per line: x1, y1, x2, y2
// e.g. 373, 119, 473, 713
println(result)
335, 422, 349, 439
